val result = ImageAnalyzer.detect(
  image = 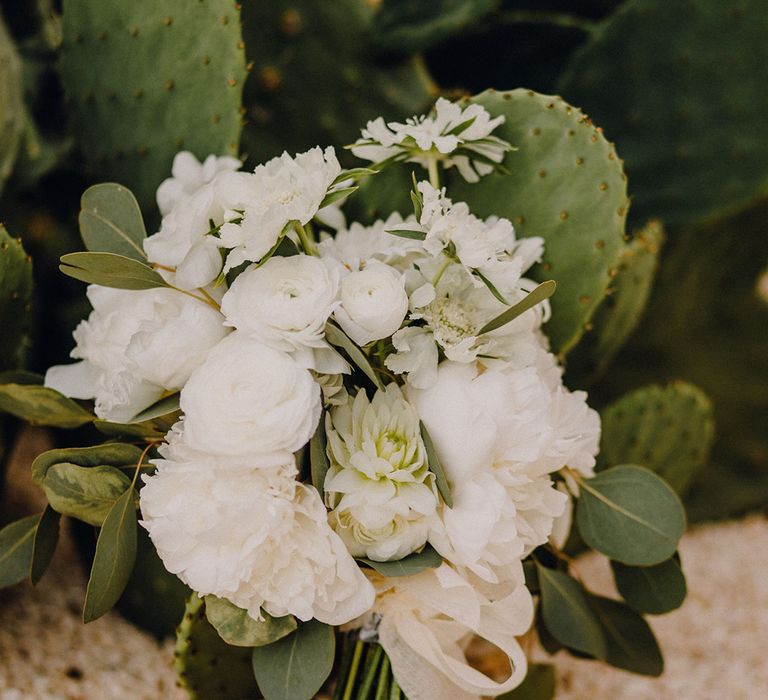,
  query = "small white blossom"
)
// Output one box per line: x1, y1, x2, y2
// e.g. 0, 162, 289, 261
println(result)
45, 286, 228, 422
385, 326, 439, 389
325, 384, 438, 561
351, 98, 511, 182
220, 255, 347, 374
